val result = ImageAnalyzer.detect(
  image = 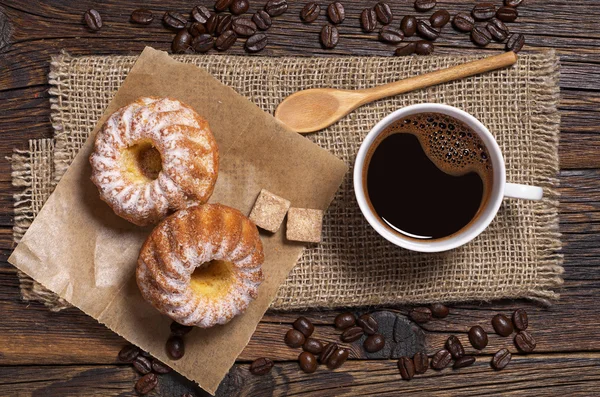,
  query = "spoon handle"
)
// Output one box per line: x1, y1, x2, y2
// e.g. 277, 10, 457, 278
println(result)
358, 51, 518, 104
